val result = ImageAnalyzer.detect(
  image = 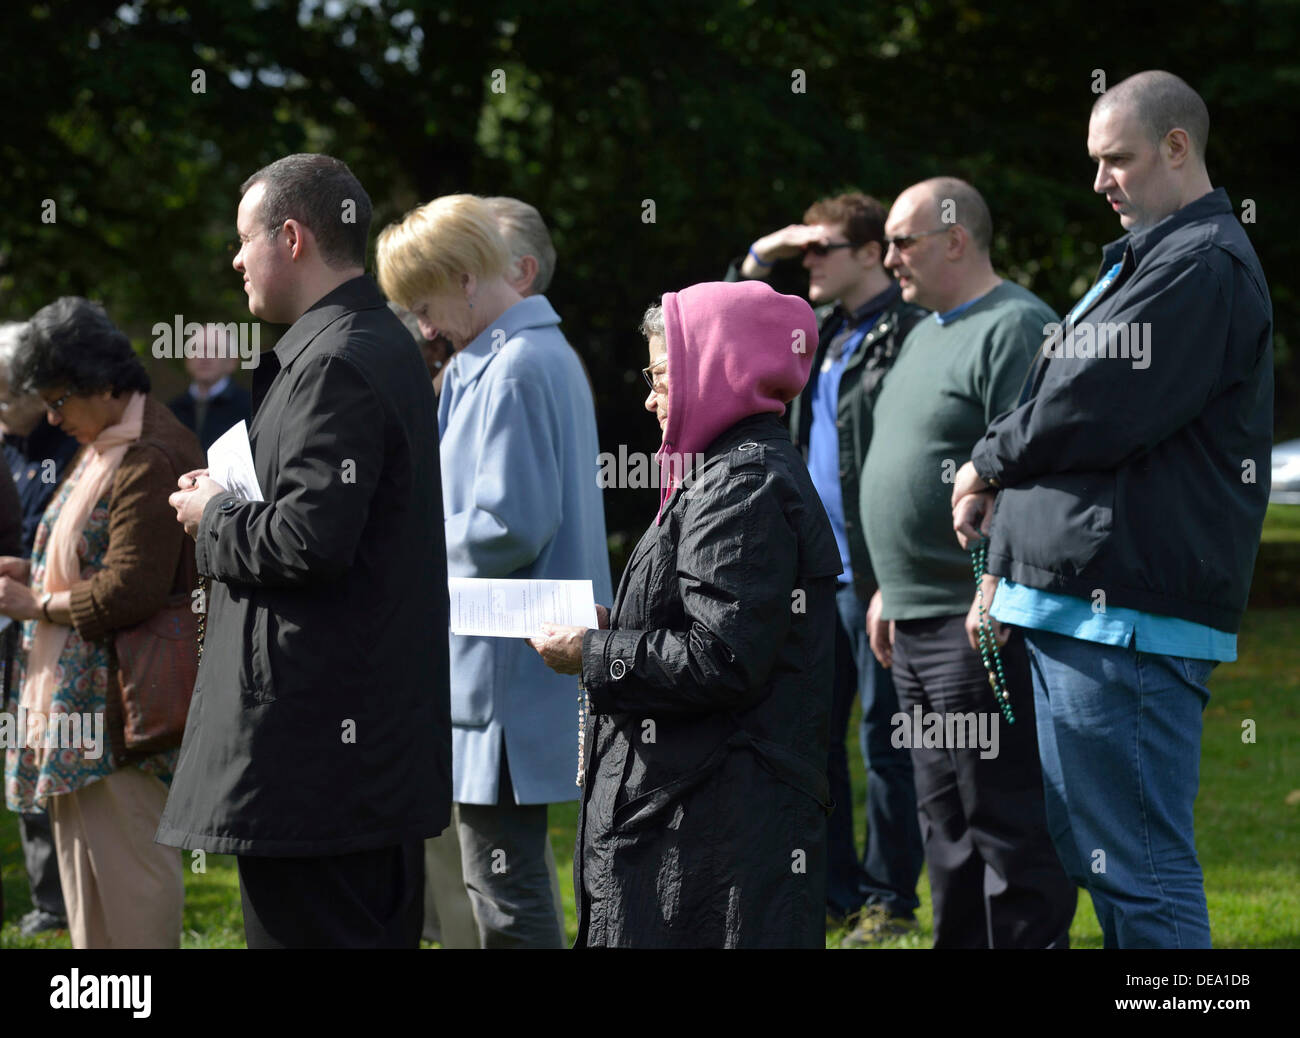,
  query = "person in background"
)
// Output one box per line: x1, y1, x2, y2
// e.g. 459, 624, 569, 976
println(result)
389, 303, 454, 396
166, 326, 252, 451
377, 193, 611, 949
860, 177, 1076, 948
385, 300, 477, 951
530, 281, 841, 947
0, 320, 78, 937
483, 196, 557, 299
728, 193, 927, 943
0, 297, 202, 948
